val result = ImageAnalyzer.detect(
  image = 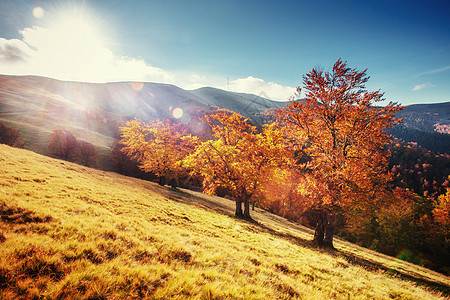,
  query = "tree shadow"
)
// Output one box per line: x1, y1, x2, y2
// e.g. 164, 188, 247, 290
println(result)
149, 184, 450, 296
